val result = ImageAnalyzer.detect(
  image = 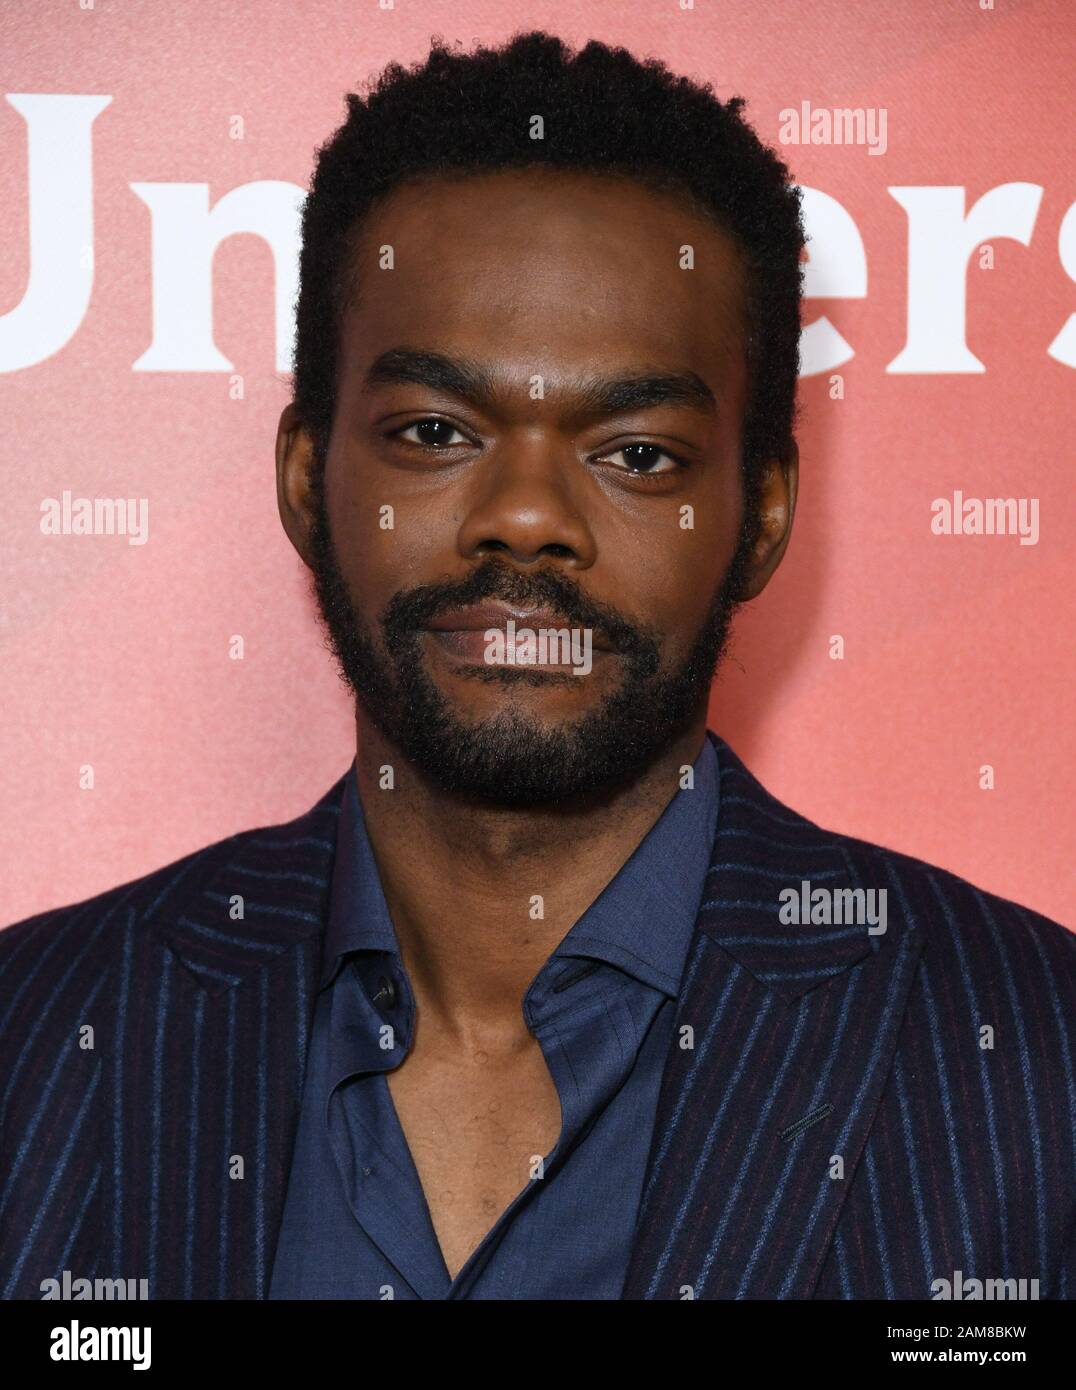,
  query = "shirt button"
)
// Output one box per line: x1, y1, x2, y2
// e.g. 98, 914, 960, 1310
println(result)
372, 974, 397, 1010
